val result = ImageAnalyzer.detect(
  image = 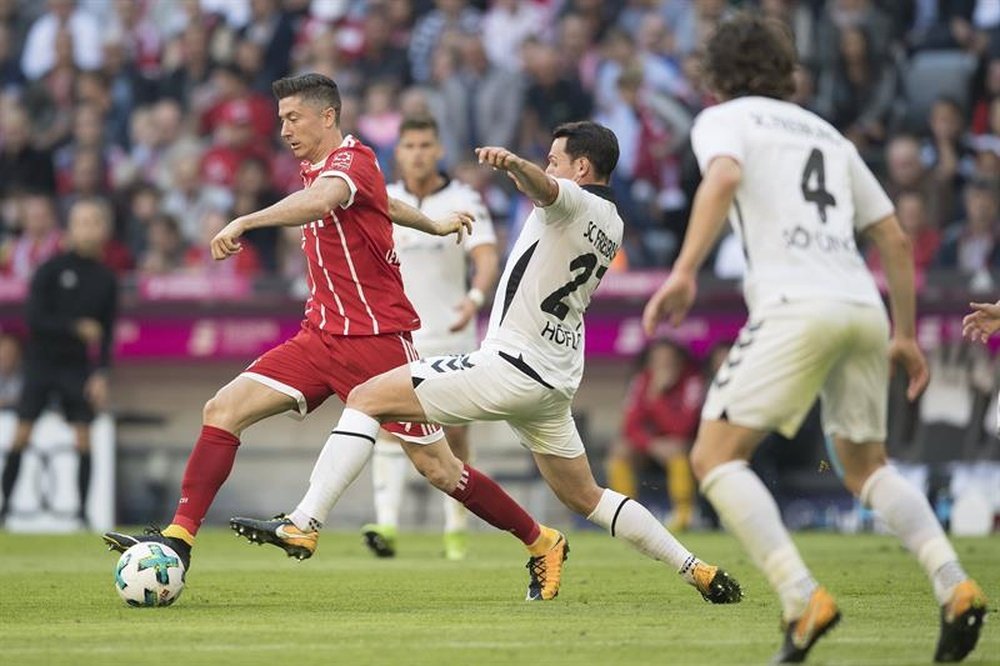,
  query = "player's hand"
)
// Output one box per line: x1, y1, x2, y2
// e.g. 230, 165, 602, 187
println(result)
74, 318, 103, 345
85, 372, 109, 410
962, 301, 1000, 343
210, 219, 246, 260
641, 271, 697, 336
889, 336, 930, 402
448, 297, 478, 333
435, 211, 474, 245
475, 146, 521, 172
